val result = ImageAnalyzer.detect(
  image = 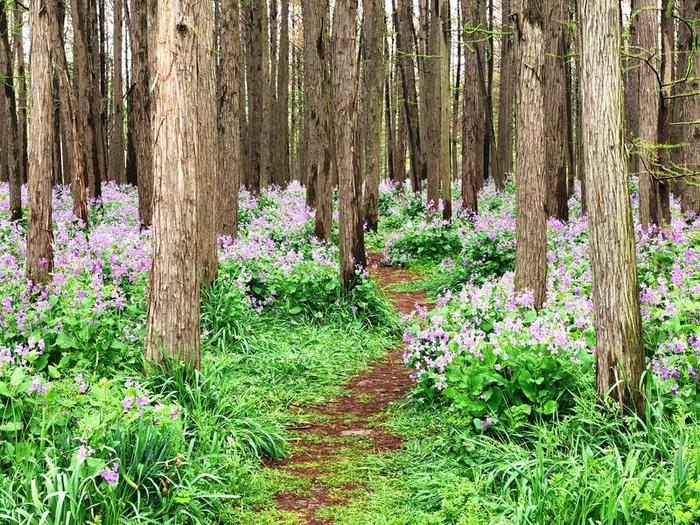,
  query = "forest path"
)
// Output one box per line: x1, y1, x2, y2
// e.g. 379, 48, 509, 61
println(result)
264, 253, 430, 525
